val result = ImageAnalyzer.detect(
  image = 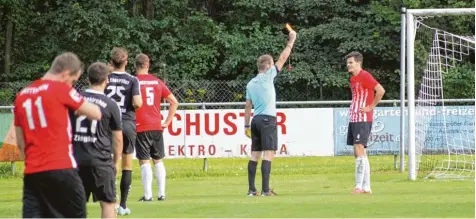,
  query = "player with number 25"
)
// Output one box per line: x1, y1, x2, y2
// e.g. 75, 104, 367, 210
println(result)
105, 47, 143, 216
